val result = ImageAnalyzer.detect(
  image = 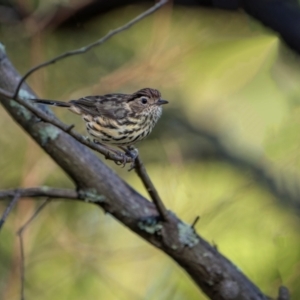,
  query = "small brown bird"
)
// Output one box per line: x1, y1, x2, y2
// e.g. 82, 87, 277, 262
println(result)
32, 88, 168, 150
